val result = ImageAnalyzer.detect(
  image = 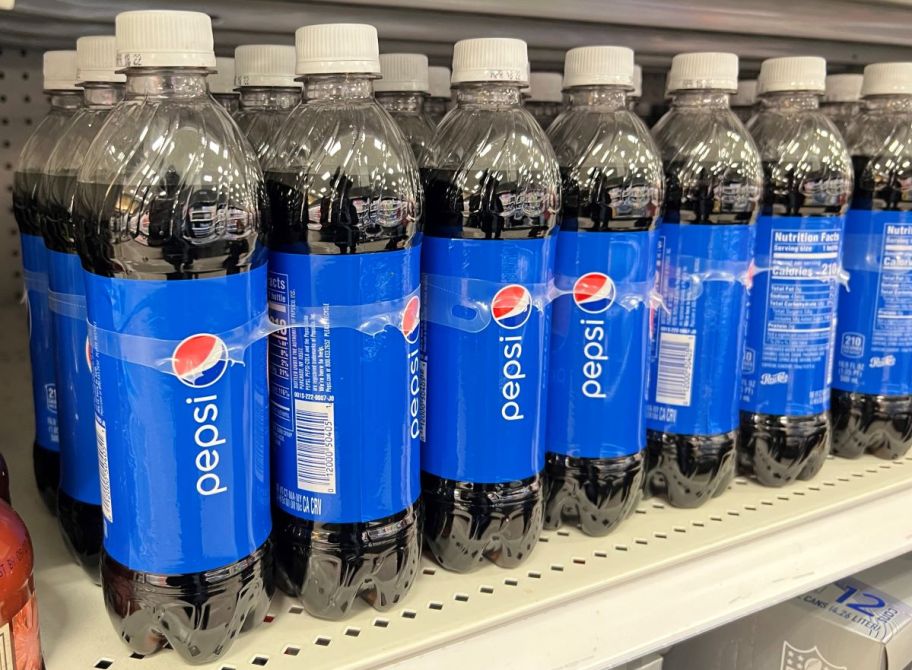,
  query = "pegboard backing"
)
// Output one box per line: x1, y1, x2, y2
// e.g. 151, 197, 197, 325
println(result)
0, 46, 44, 304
